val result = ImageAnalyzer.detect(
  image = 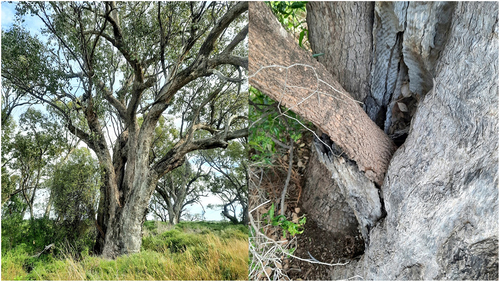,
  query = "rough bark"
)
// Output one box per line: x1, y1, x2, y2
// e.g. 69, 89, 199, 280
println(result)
303, 1, 385, 247
358, 2, 499, 279
301, 144, 360, 238
306, 2, 374, 102
311, 139, 383, 244
249, 1, 396, 186
302, 1, 497, 280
